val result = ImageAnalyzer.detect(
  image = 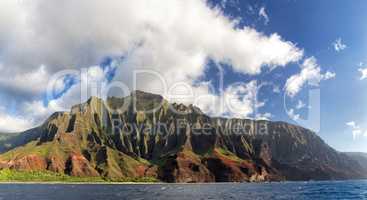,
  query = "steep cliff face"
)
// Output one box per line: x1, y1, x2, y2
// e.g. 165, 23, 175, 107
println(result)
0, 91, 366, 182
253, 123, 366, 180
345, 152, 367, 173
